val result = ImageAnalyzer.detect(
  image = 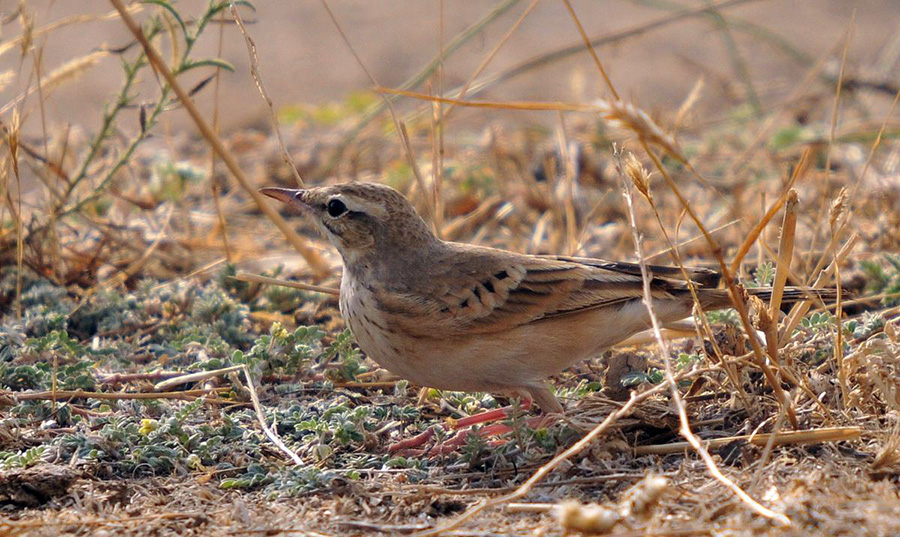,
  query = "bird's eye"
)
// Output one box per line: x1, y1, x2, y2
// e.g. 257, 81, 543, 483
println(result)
326, 199, 348, 217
